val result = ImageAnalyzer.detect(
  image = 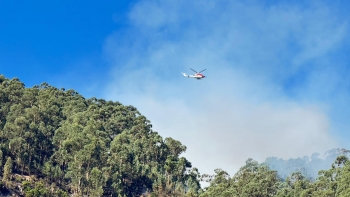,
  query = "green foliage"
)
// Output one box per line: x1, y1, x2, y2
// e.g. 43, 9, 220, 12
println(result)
23, 181, 50, 197
201, 156, 350, 197
23, 180, 68, 197
201, 159, 281, 197
2, 157, 13, 184
2, 75, 350, 197
0, 75, 200, 196
0, 149, 3, 170
265, 149, 350, 181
